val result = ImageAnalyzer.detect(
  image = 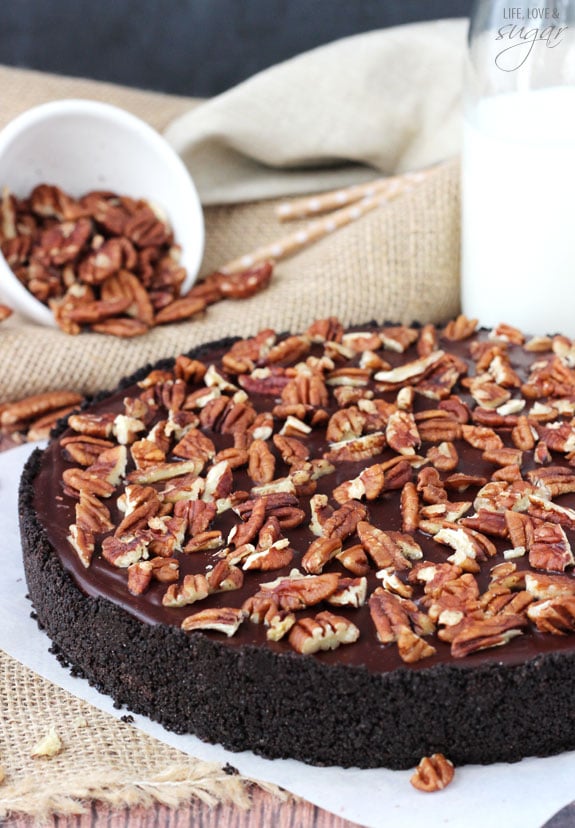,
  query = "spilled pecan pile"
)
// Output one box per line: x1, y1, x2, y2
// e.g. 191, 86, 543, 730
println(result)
1, 389, 84, 448
0, 184, 272, 336
48, 315, 575, 662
